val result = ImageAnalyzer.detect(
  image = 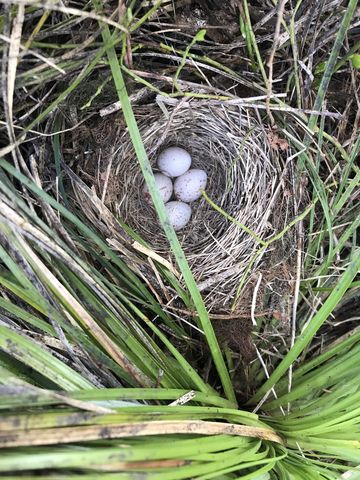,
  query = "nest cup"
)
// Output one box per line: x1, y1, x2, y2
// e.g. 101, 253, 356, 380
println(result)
82, 99, 295, 312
